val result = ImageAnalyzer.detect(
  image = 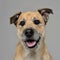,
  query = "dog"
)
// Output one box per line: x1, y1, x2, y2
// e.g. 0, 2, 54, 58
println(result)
10, 8, 53, 60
